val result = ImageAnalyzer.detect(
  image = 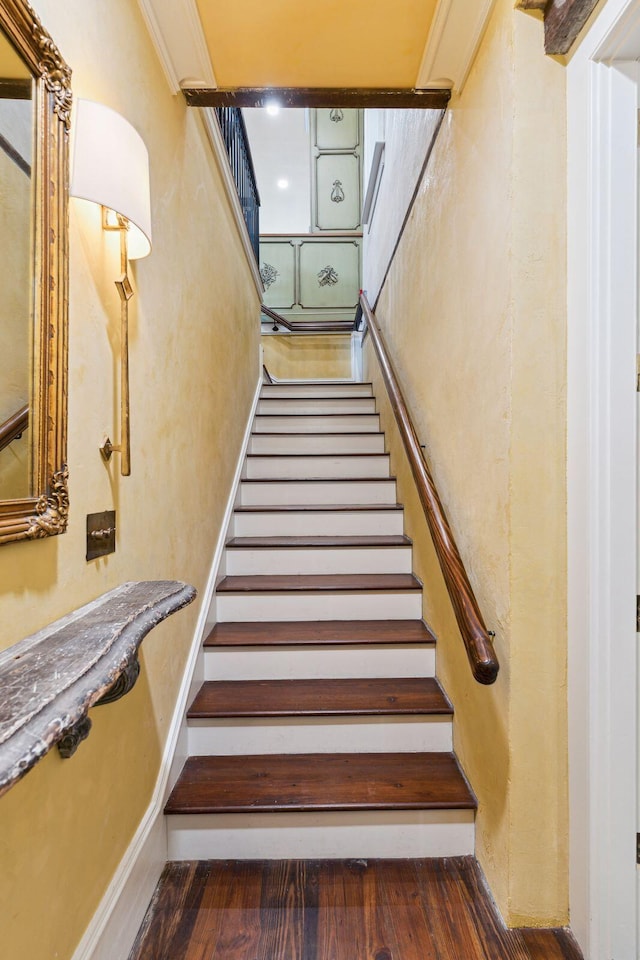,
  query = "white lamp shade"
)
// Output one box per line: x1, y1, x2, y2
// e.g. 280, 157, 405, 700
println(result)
71, 99, 152, 259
